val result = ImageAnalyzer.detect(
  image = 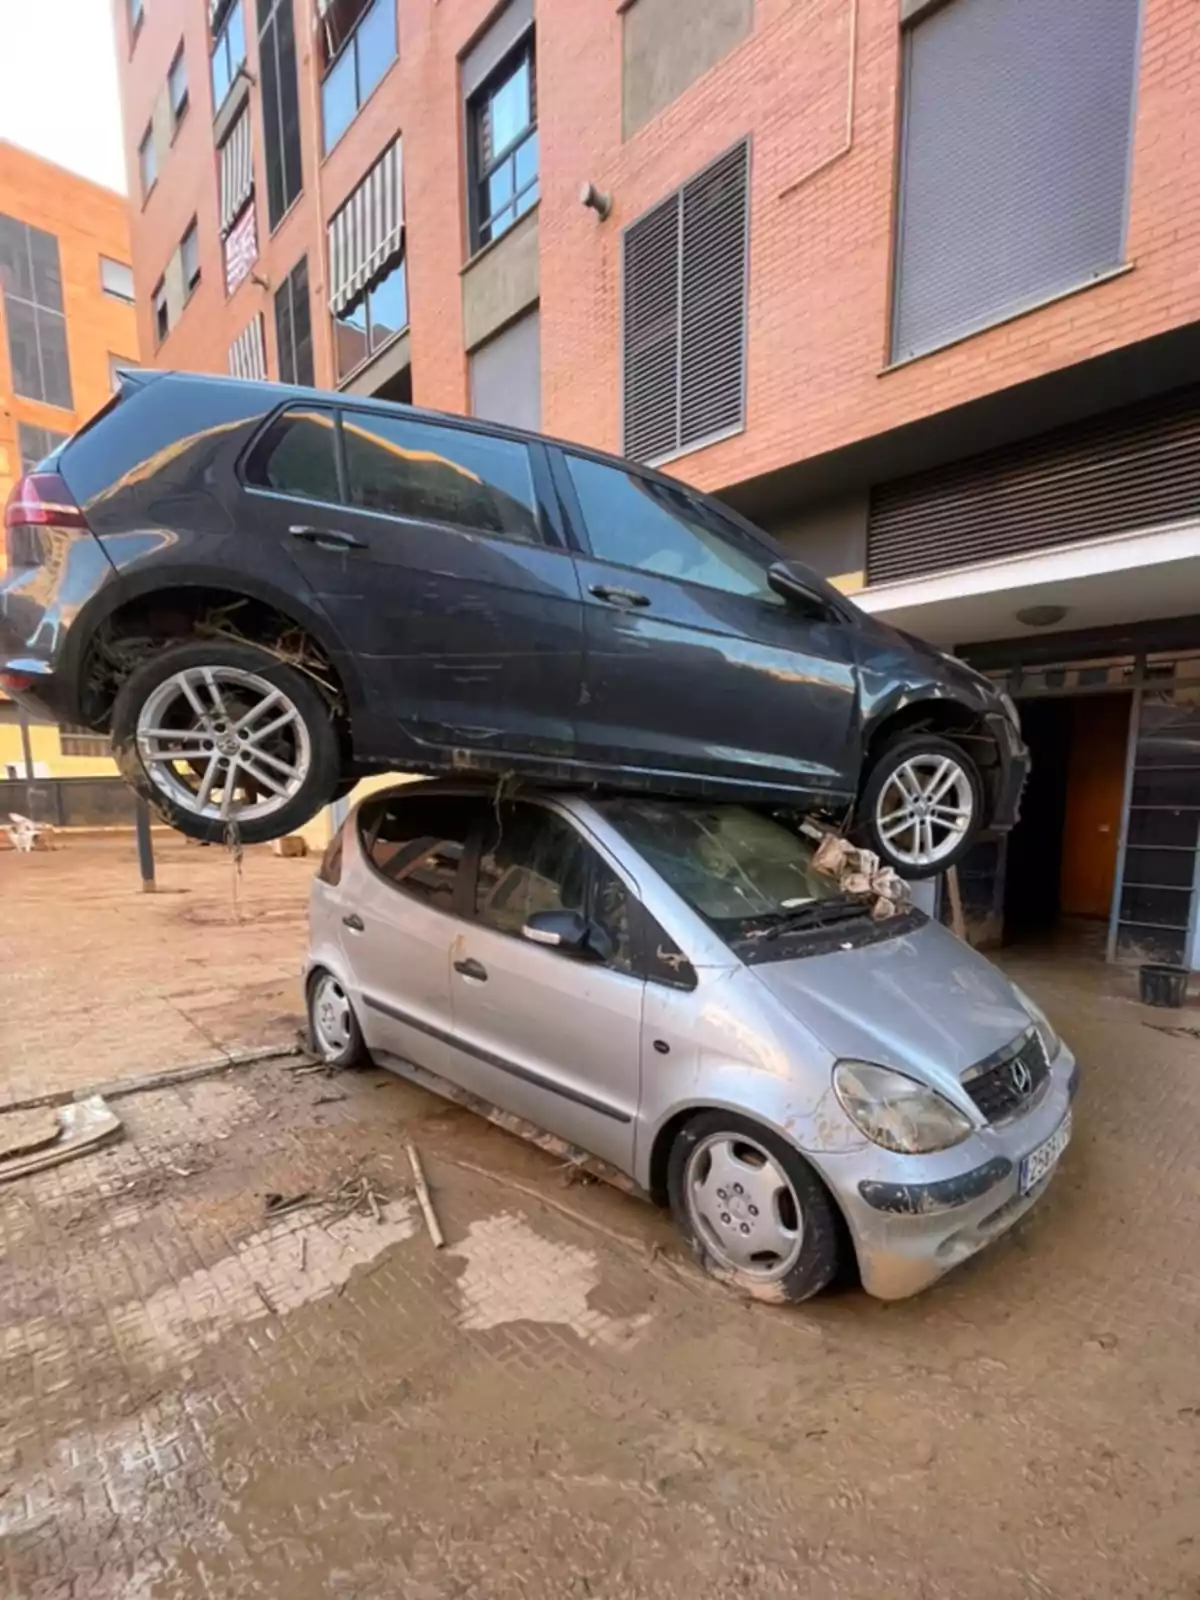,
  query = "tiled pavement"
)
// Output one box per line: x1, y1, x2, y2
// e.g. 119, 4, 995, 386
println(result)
2, 958, 1200, 1598
0, 835, 309, 1108
3, 836, 1200, 1596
